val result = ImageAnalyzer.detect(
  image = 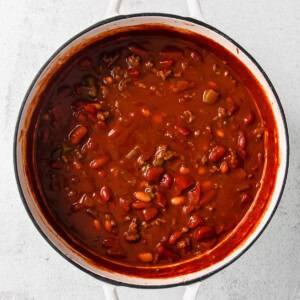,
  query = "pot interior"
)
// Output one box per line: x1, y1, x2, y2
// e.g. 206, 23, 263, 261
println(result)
15, 14, 288, 287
